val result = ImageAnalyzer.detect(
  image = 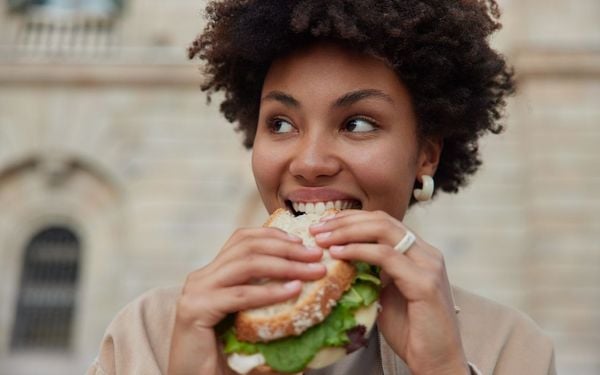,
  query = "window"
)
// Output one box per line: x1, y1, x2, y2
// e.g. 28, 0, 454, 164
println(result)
8, 0, 124, 57
8, 0, 124, 15
10, 227, 81, 351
